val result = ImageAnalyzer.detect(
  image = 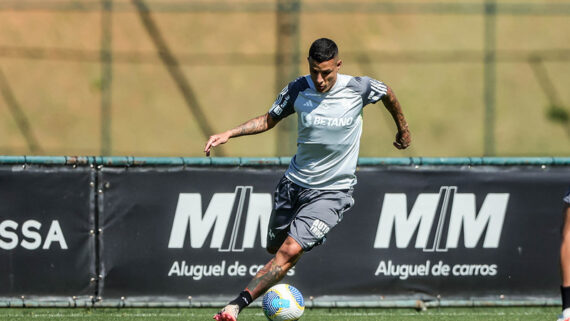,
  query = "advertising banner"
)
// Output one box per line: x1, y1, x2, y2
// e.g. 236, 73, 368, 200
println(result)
318, 166, 568, 299
98, 165, 570, 300
0, 165, 96, 298
98, 167, 283, 299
